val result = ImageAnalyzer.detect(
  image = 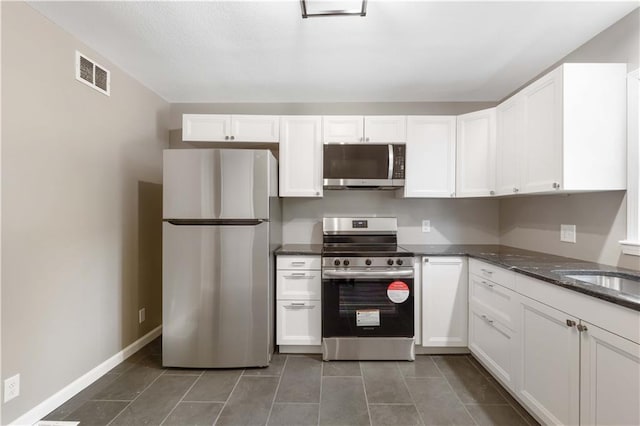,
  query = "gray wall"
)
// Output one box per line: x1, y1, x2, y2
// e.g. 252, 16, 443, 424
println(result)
498, 8, 640, 271
1, 3, 169, 423
282, 192, 500, 245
